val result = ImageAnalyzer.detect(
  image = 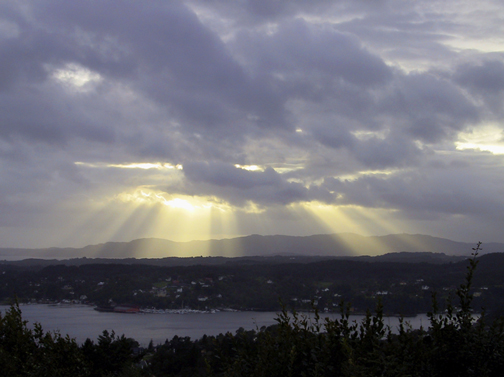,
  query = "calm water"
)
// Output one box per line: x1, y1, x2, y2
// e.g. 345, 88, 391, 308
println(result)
1, 304, 432, 346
